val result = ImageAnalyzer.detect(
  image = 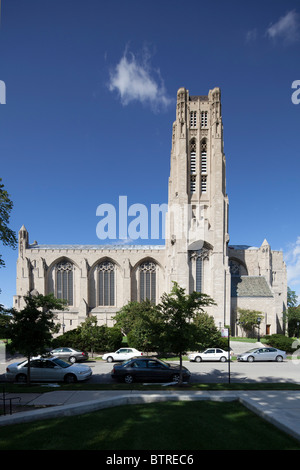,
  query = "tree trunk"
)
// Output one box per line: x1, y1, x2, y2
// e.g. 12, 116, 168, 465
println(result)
179, 353, 183, 385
